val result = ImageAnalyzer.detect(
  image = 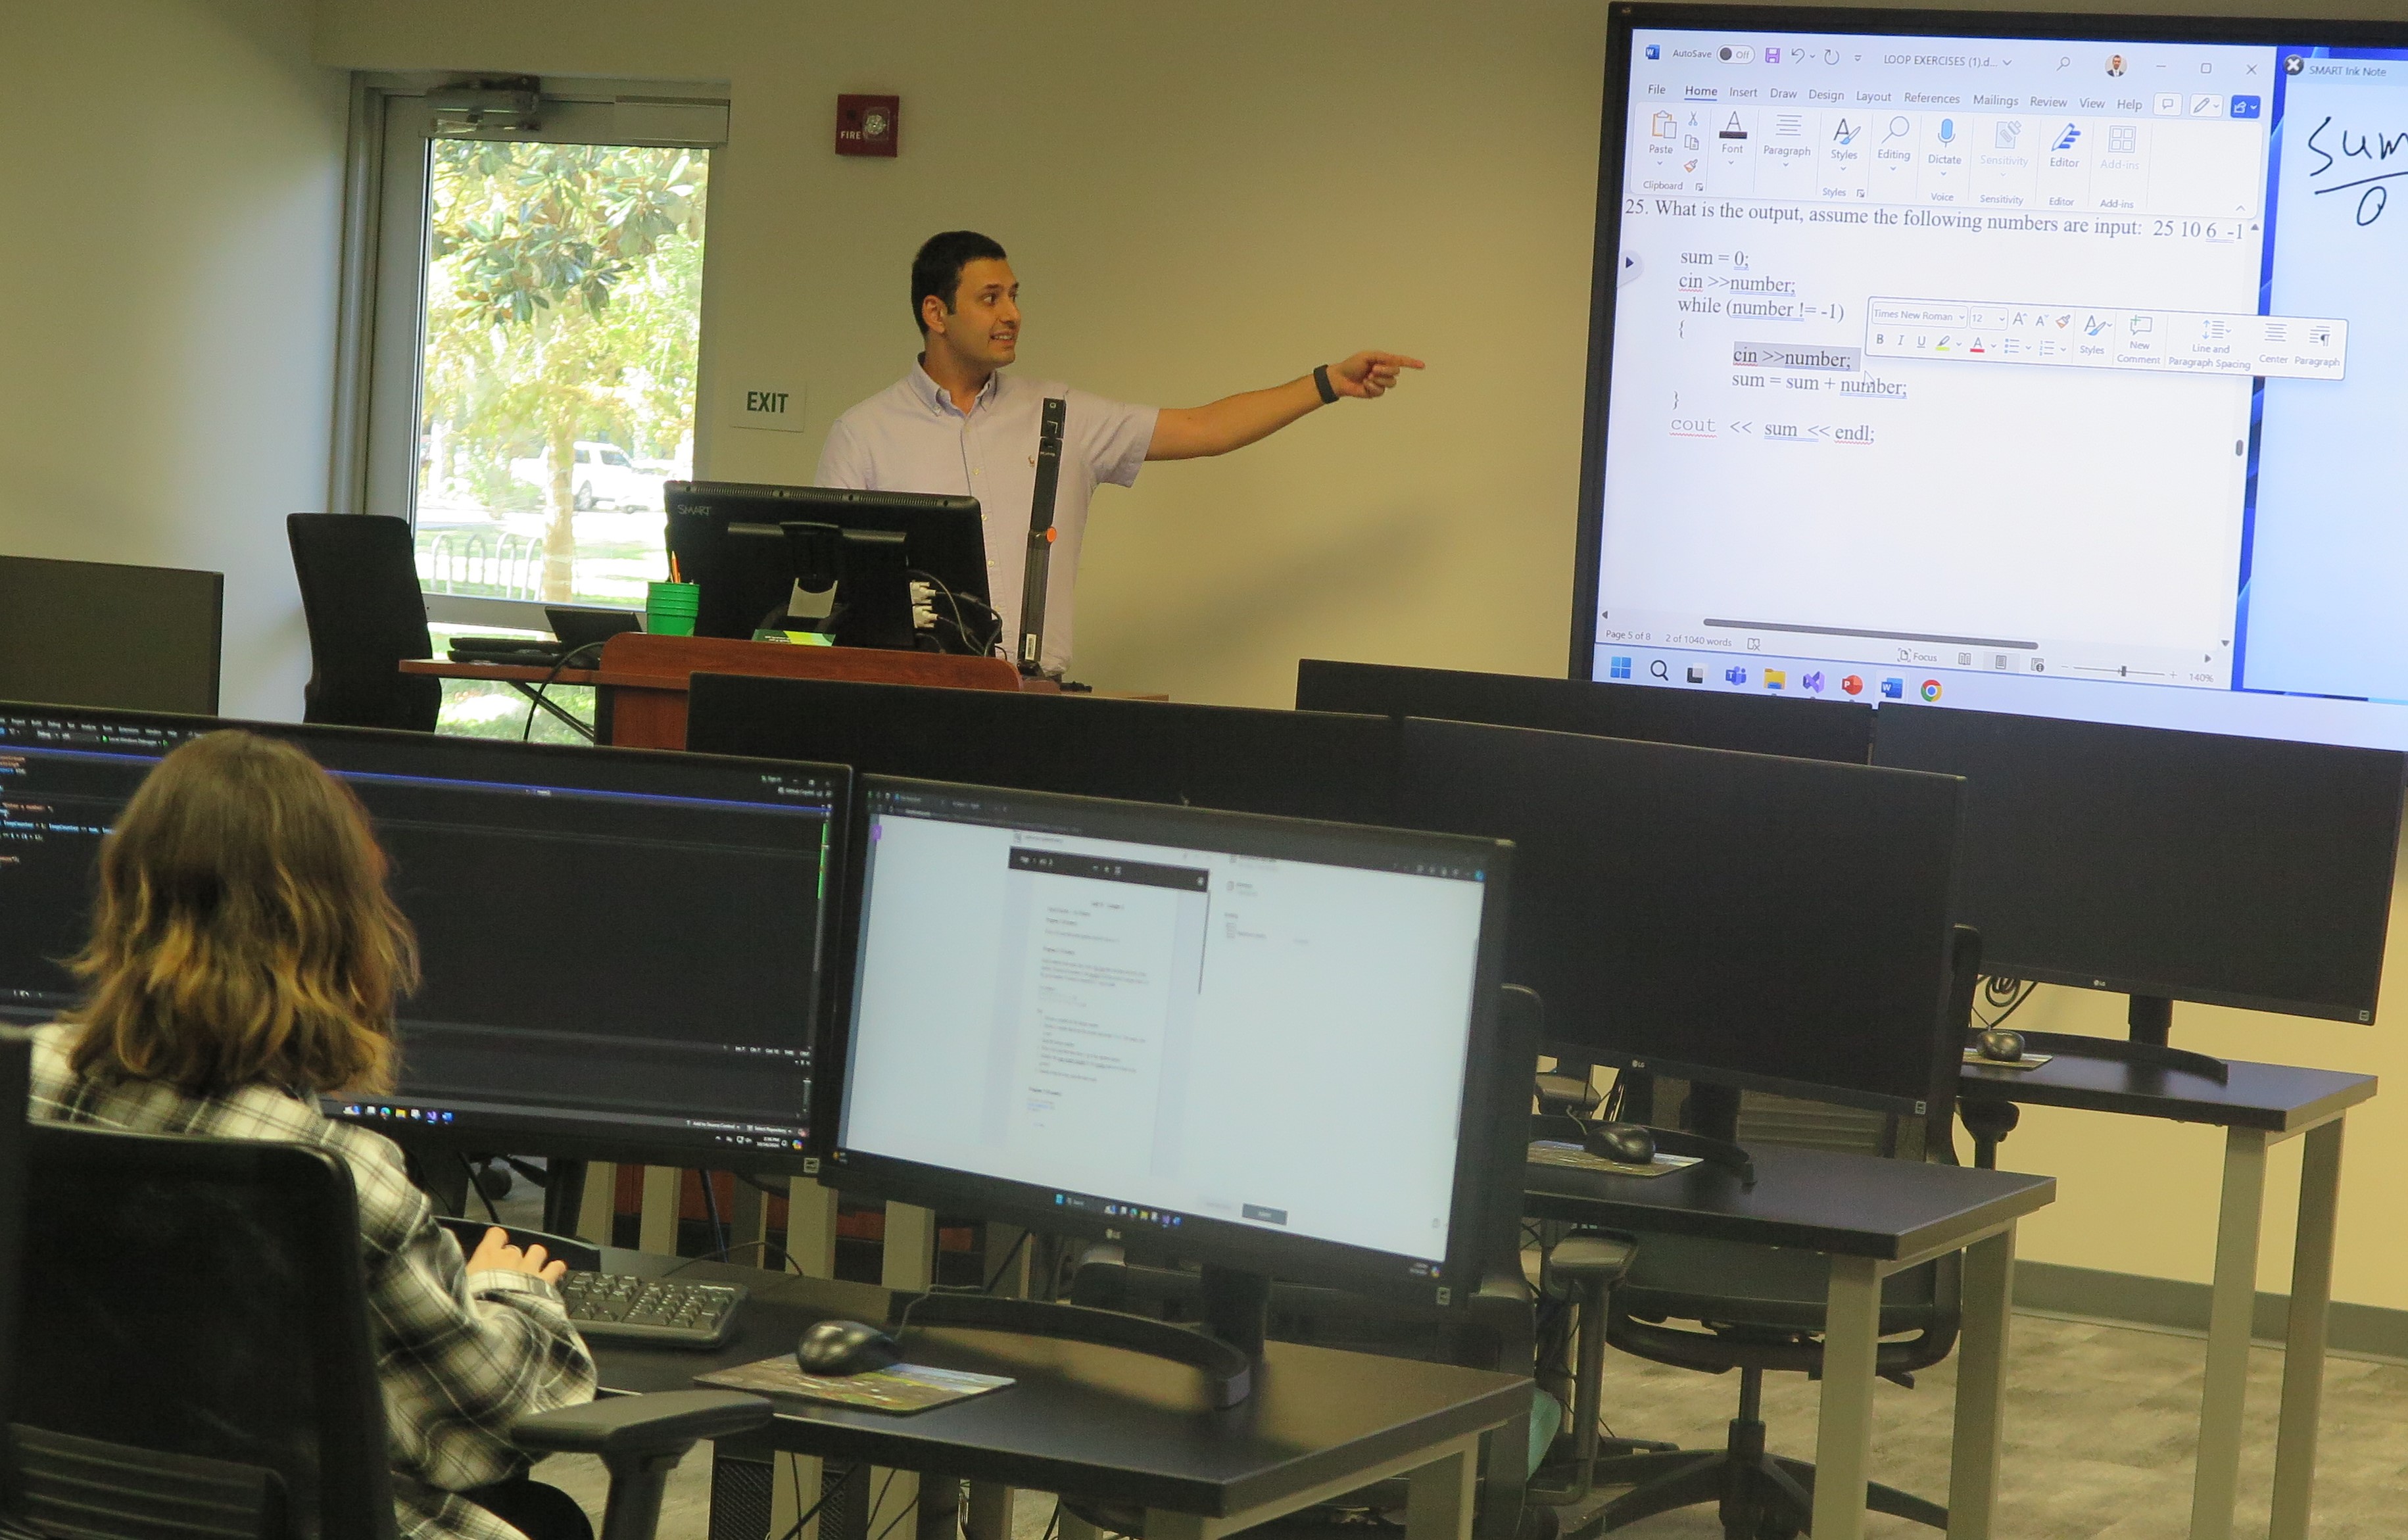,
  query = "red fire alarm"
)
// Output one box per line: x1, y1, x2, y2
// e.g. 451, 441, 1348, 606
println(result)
836, 95, 900, 157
